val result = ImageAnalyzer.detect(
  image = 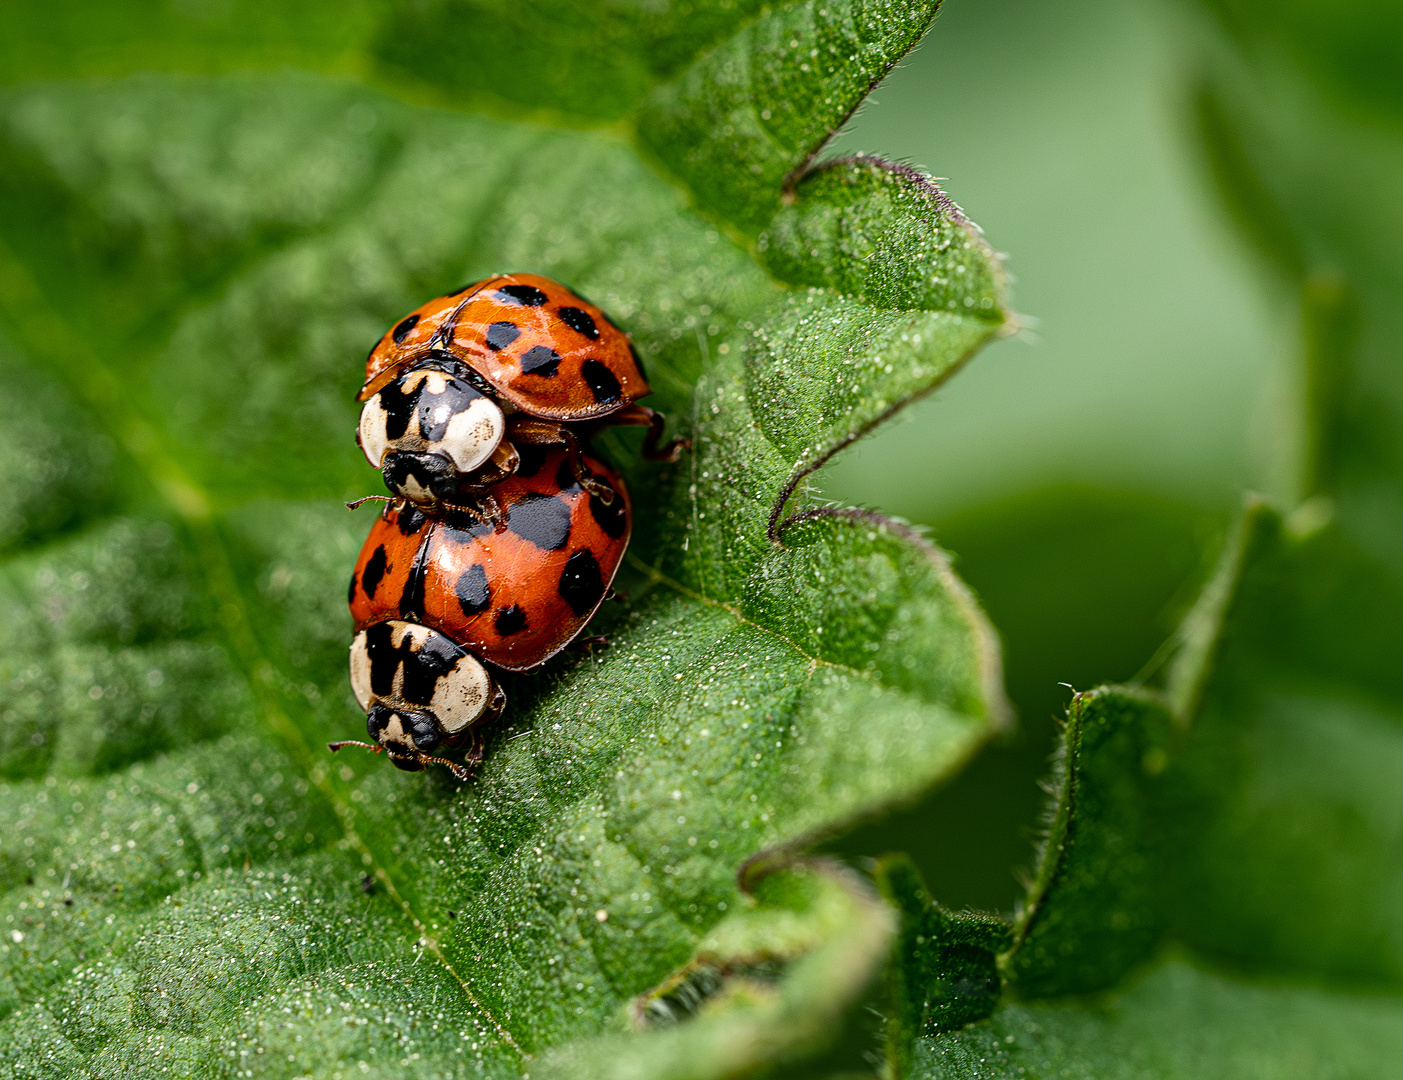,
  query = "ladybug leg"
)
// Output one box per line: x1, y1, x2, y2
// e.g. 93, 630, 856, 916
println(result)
478, 492, 508, 531
481, 681, 507, 726
507, 417, 617, 504
461, 730, 487, 768
567, 634, 610, 654
477, 440, 522, 486
602, 404, 688, 462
